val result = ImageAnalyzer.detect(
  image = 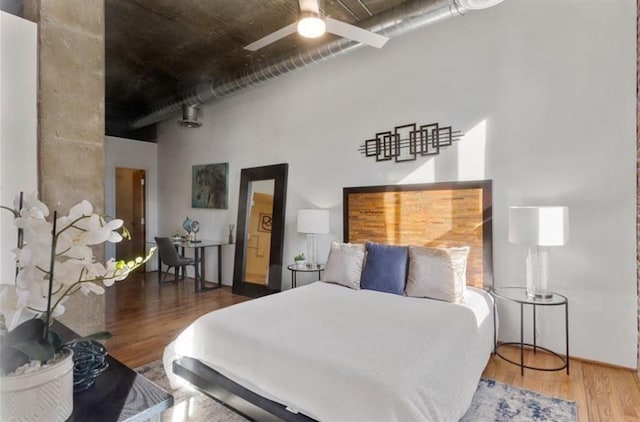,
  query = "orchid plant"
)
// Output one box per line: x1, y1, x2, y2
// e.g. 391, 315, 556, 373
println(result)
0, 193, 156, 375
